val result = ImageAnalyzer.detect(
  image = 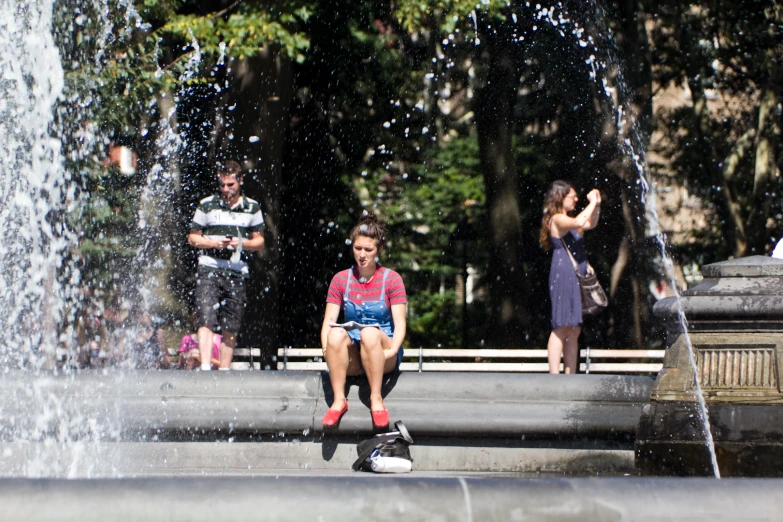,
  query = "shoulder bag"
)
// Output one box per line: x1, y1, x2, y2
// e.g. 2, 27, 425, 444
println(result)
352, 420, 414, 472
560, 237, 608, 318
